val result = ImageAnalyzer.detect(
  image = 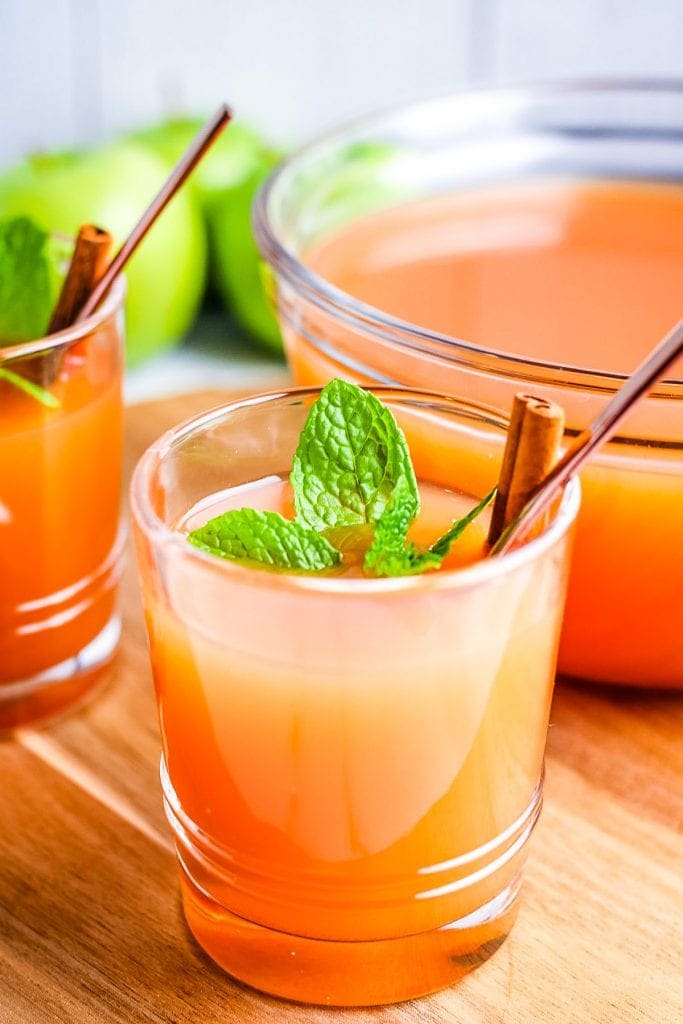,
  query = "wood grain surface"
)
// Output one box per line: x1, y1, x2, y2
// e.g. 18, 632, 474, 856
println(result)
1, 387, 682, 1024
